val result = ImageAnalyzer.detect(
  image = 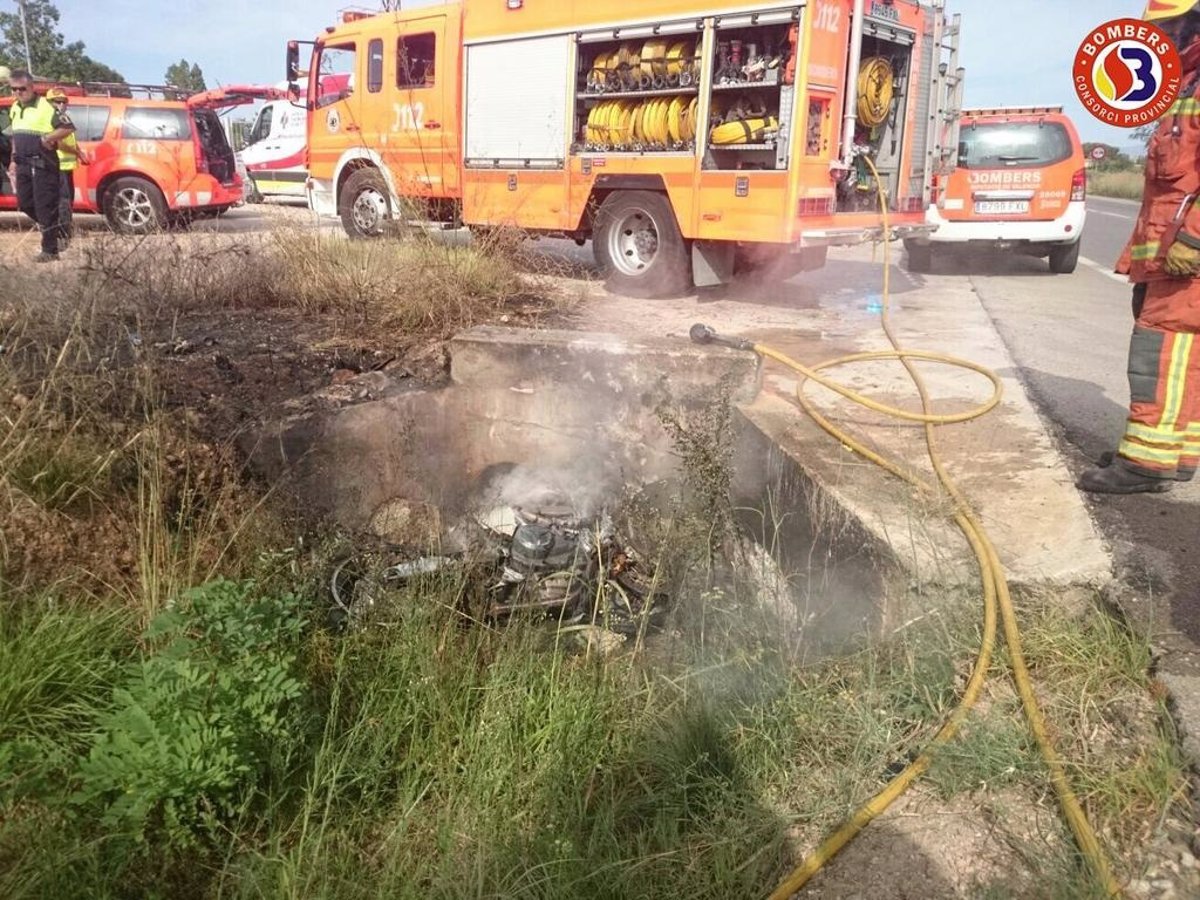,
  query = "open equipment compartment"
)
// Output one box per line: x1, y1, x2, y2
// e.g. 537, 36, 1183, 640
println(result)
573, 18, 705, 155
837, 11, 918, 212
702, 8, 801, 171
